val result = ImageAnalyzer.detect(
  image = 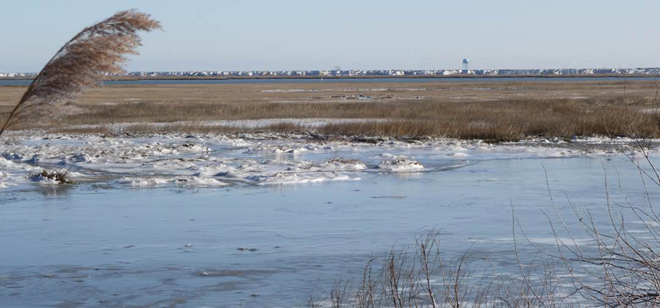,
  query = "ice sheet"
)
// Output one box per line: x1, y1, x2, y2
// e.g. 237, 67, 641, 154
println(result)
0, 132, 653, 190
